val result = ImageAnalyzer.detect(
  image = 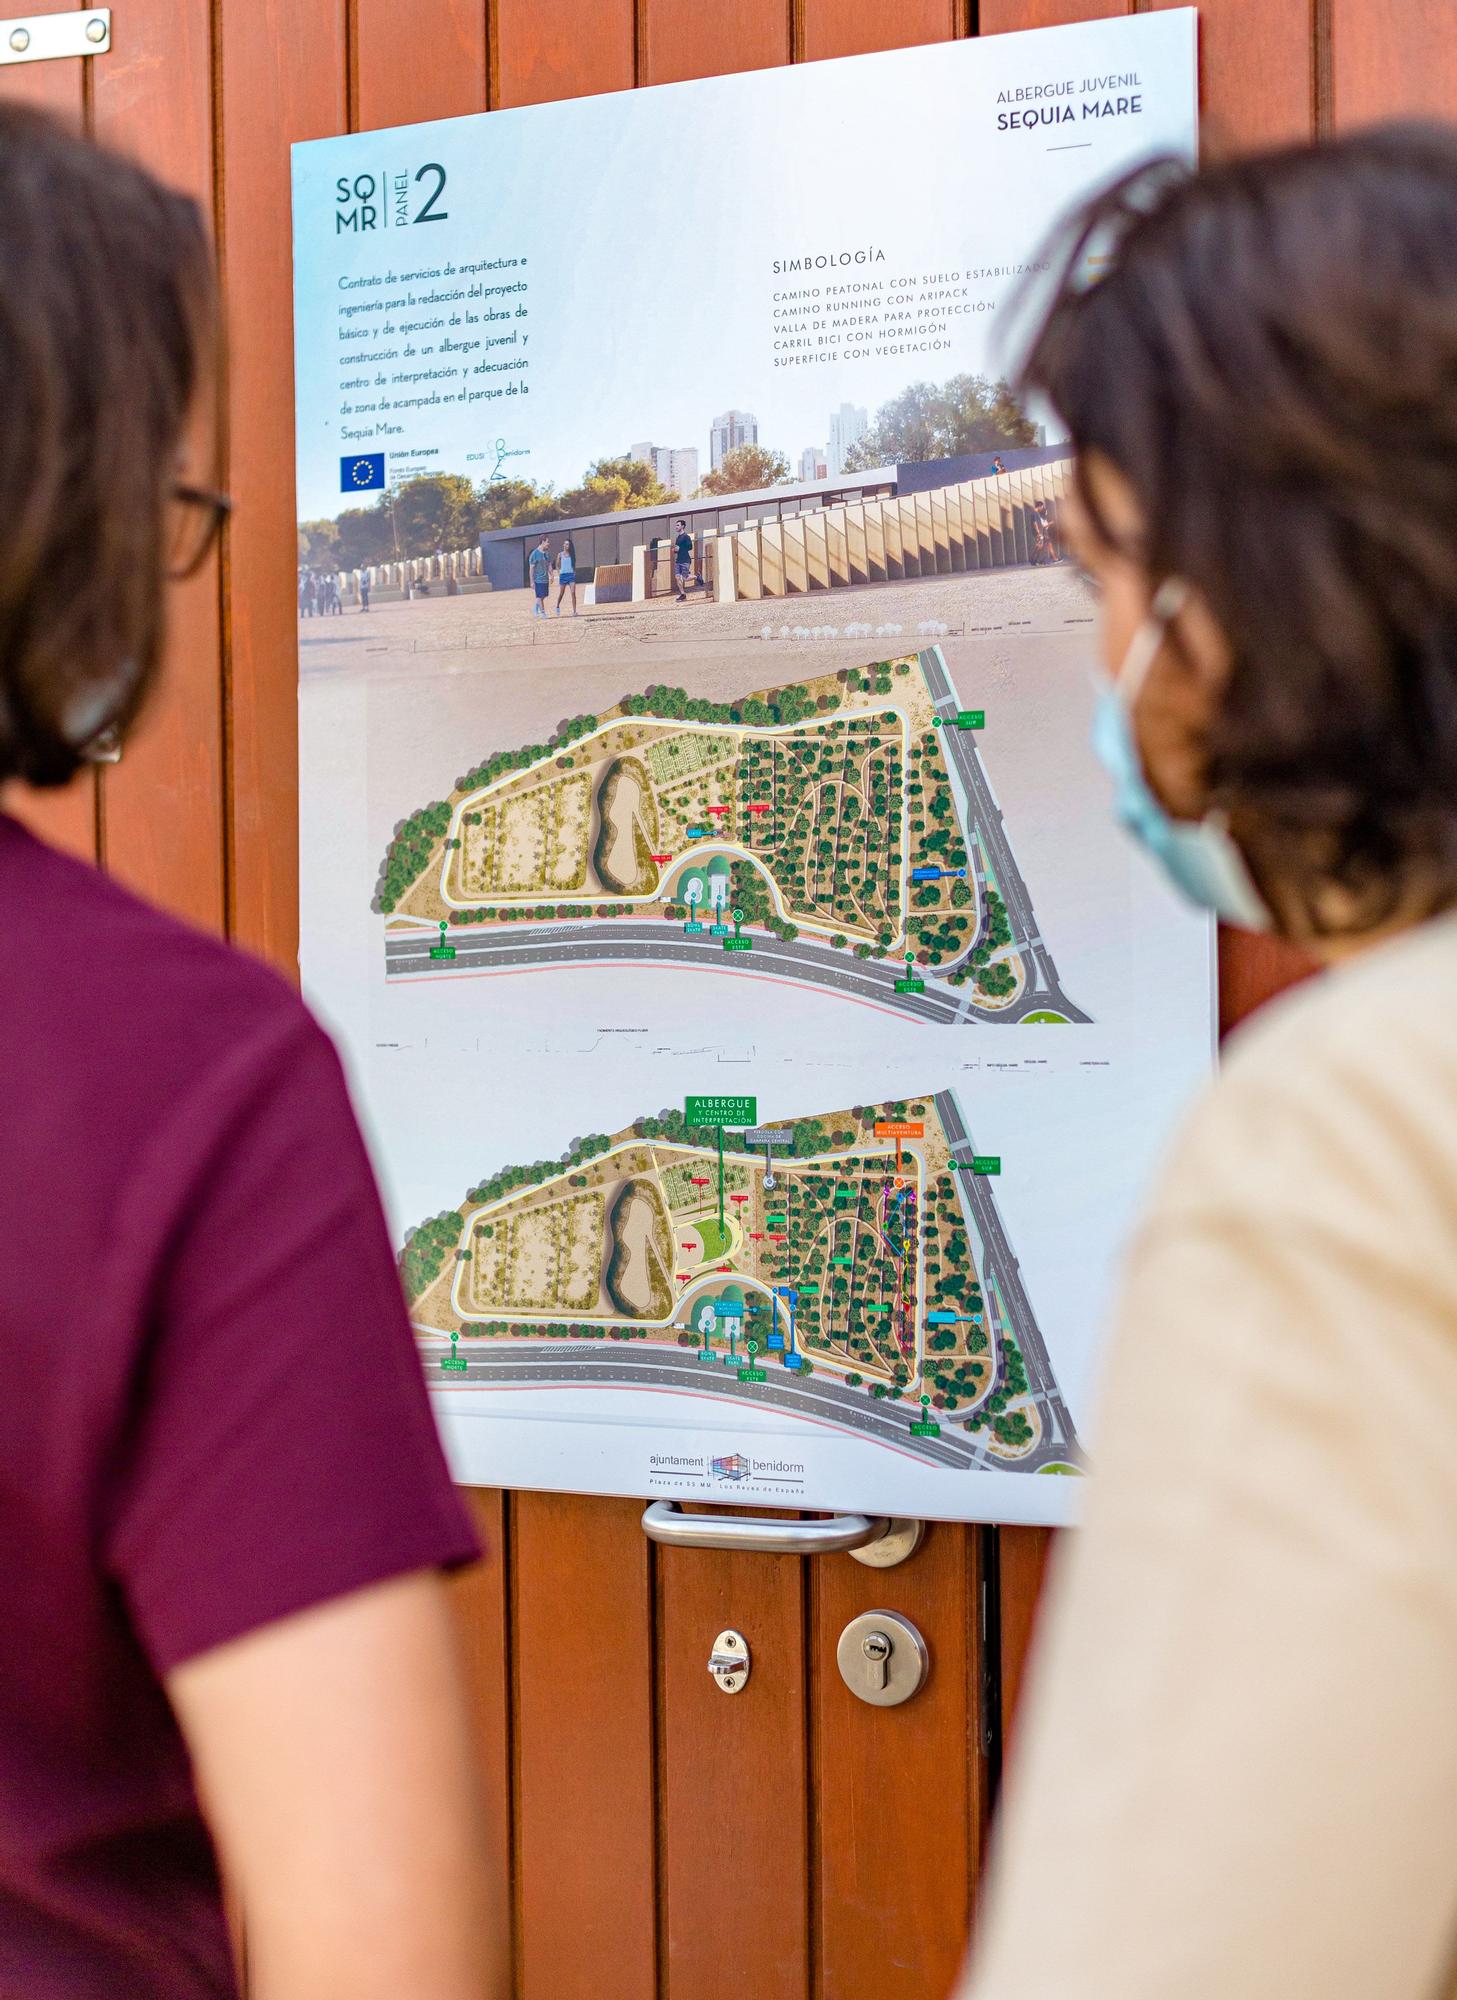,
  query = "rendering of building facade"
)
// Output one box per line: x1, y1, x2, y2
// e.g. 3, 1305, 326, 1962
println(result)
828, 401, 869, 475
629, 441, 700, 496
709, 408, 758, 471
